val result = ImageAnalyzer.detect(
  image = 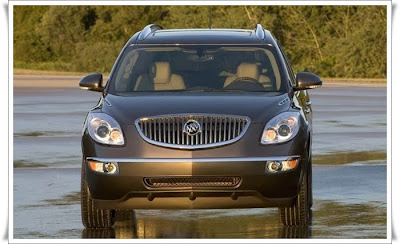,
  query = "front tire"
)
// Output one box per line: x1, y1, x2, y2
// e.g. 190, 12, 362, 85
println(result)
279, 165, 311, 226
81, 162, 115, 228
